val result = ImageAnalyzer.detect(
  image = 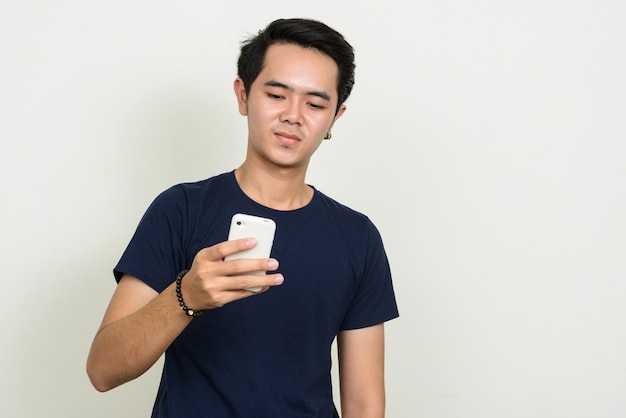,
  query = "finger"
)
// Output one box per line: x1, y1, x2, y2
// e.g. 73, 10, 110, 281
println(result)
226, 273, 284, 292
198, 237, 257, 262
225, 258, 279, 276
213, 272, 284, 306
